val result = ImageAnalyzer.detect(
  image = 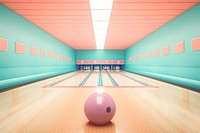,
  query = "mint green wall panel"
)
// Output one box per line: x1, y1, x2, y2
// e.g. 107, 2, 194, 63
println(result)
0, 4, 76, 89
124, 3, 200, 89
76, 50, 124, 60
